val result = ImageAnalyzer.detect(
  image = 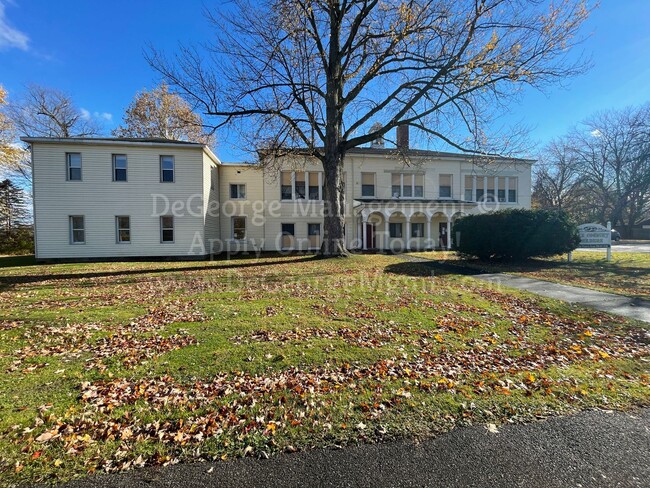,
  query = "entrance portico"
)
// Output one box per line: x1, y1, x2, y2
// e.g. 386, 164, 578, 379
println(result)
355, 200, 475, 252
